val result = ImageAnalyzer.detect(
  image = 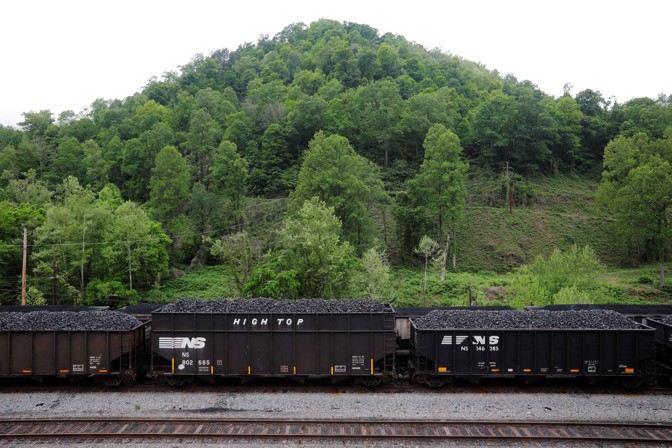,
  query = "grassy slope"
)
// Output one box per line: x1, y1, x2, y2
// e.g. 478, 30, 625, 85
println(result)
457, 176, 620, 272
